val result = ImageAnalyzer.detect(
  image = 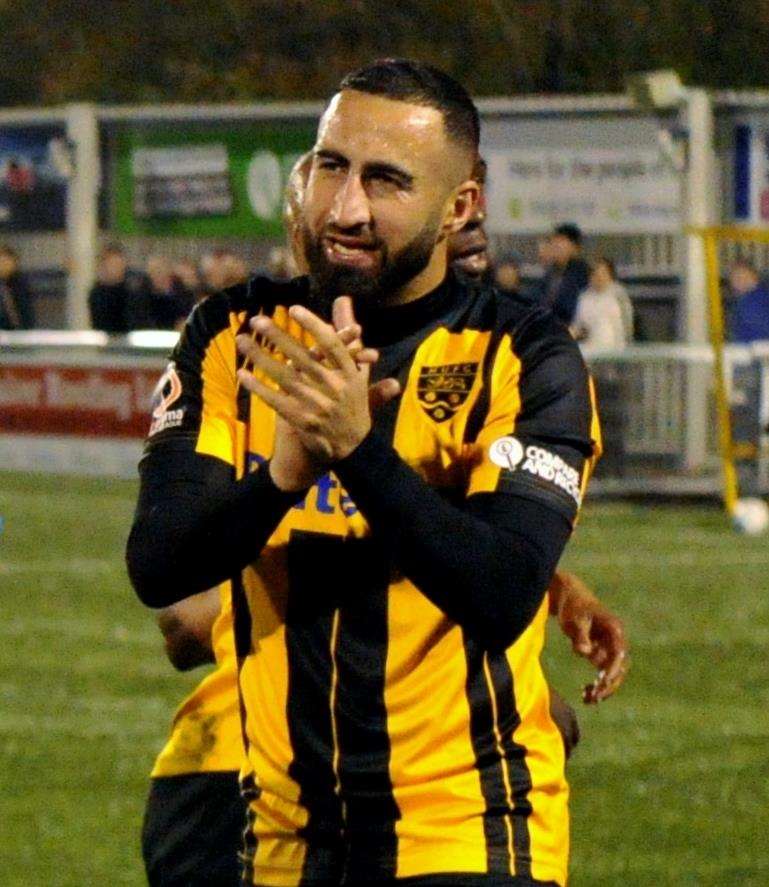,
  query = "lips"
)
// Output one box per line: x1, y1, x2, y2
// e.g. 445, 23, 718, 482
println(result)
324, 236, 379, 269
